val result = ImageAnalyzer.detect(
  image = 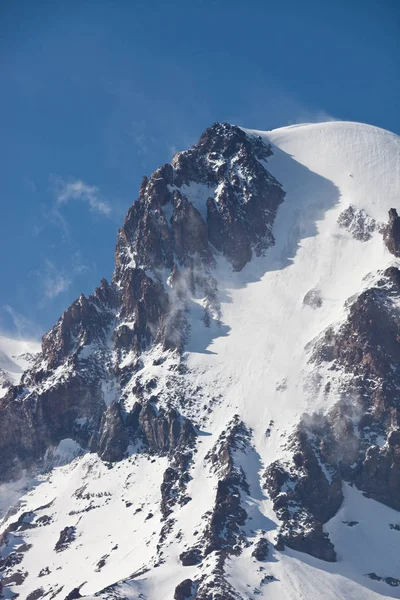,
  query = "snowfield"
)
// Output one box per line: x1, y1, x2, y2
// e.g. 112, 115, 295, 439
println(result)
1, 121, 400, 600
